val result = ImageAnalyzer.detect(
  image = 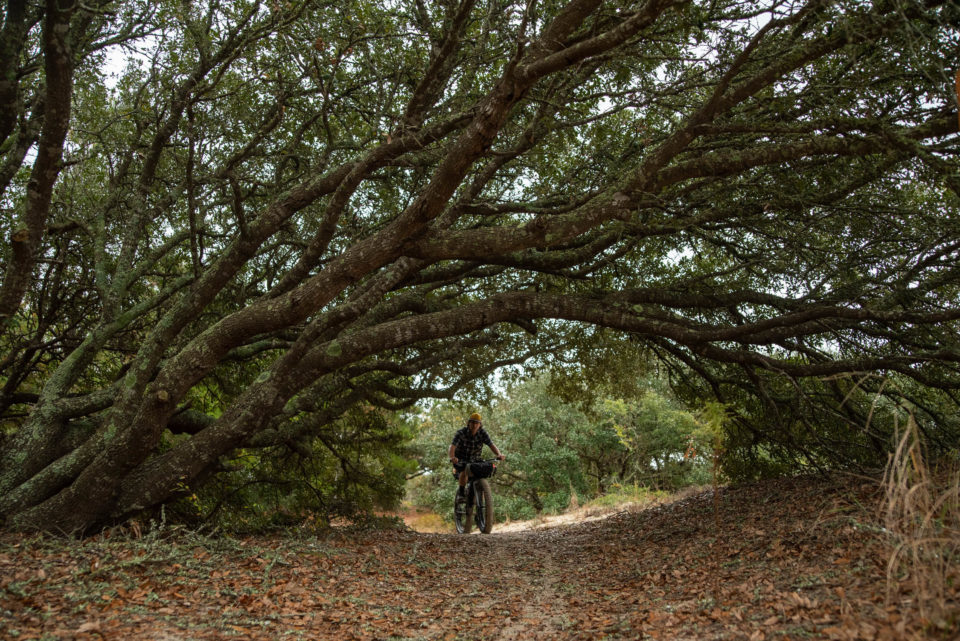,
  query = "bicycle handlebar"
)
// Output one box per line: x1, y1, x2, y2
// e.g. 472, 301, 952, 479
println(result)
451, 456, 505, 464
